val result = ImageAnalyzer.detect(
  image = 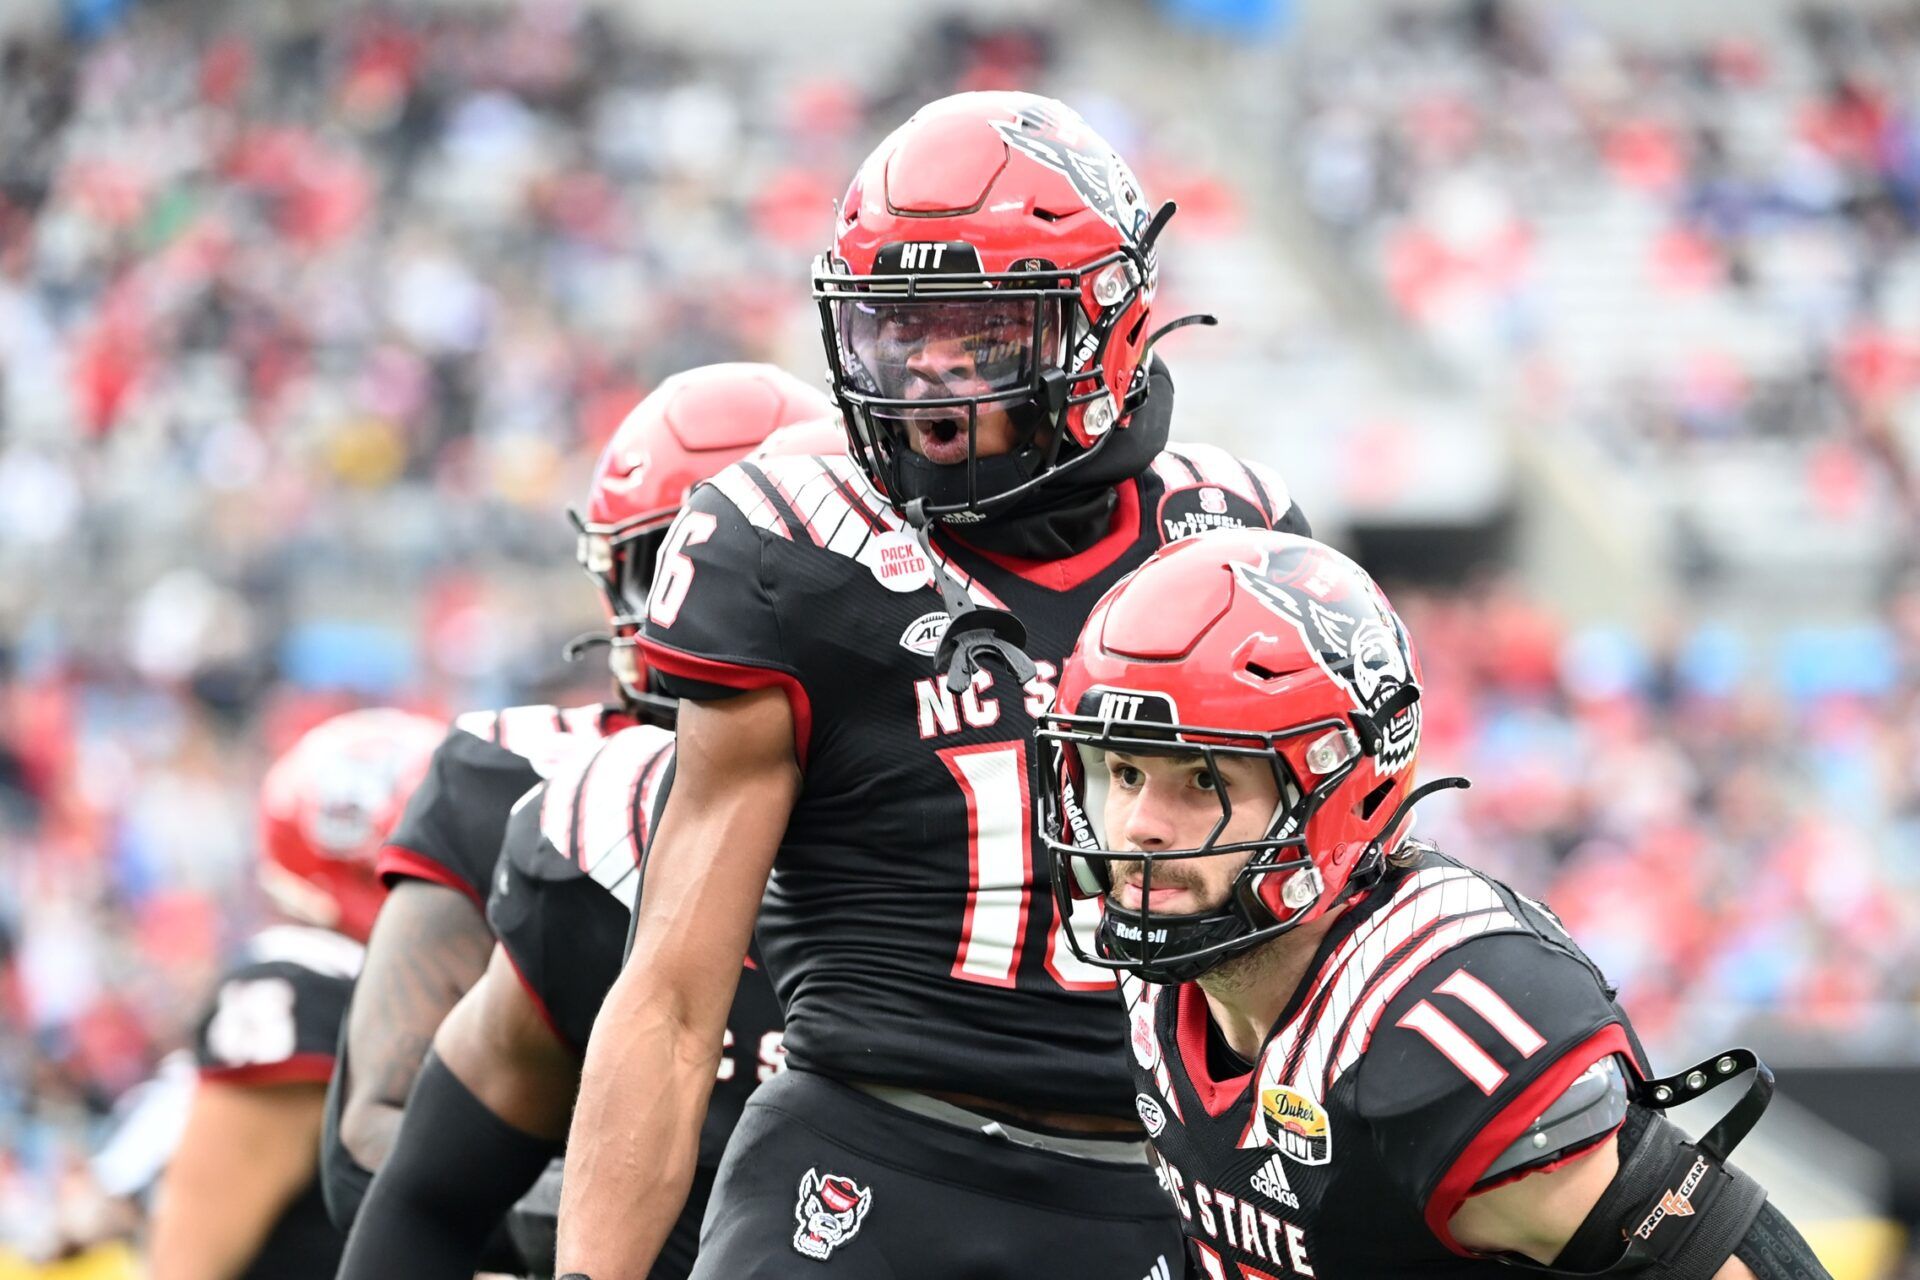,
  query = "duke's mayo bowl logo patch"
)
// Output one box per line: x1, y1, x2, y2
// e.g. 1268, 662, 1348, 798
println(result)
1260, 1085, 1332, 1166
